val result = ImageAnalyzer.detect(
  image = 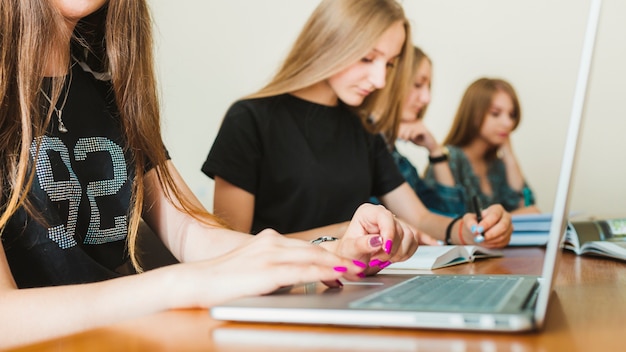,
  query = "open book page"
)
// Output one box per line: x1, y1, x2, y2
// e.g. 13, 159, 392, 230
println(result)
579, 241, 626, 261
563, 226, 583, 254
382, 245, 503, 271
566, 219, 626, 261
